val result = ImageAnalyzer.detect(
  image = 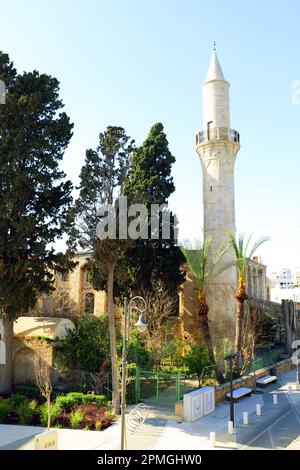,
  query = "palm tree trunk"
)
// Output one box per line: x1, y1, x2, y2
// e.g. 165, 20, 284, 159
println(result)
198, 291, 224, 384
0, 315, 13, 396
235, 298, 244, 356
234, 277, 248, 367
107, 262, 120, 414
